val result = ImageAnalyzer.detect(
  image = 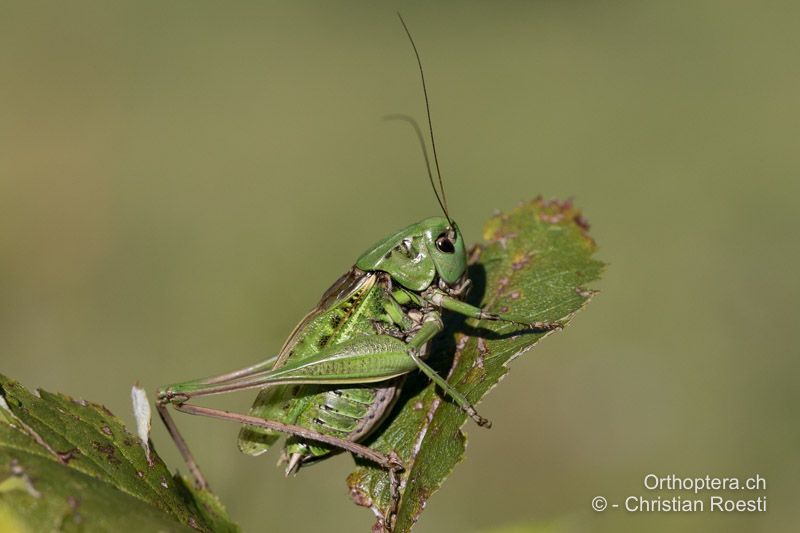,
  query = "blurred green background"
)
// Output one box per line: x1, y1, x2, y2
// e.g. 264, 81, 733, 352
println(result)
2, 2, 798, 532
